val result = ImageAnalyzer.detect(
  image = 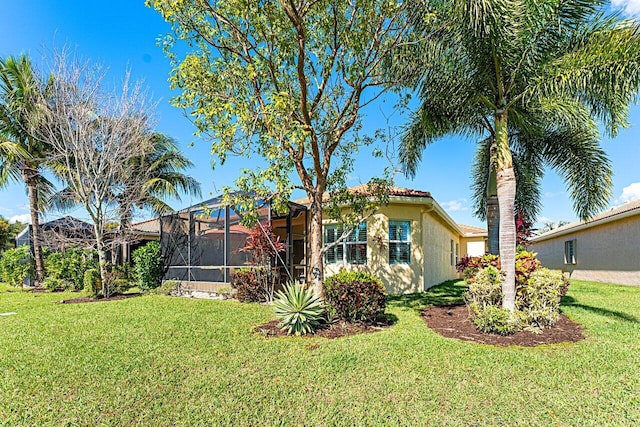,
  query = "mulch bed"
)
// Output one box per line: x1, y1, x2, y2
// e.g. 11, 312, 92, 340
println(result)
59, 293, 142, 304
255, 317, 394, 339
423, 304, 584, 347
